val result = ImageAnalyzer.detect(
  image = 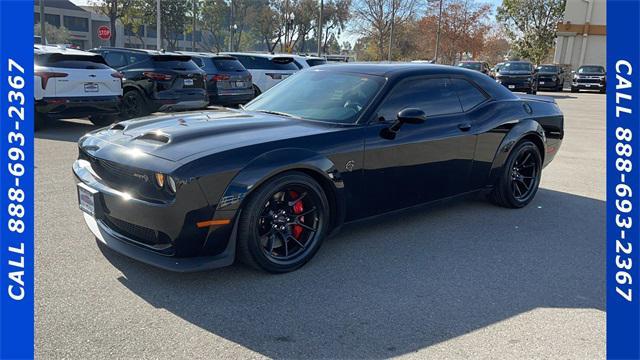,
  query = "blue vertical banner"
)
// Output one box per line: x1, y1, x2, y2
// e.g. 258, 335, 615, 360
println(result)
607, 1, 640, 359
0, 0, 35, 359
